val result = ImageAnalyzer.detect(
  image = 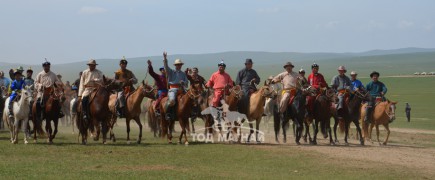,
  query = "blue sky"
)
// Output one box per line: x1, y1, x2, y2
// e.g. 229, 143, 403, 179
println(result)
1, 0, 434, 64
